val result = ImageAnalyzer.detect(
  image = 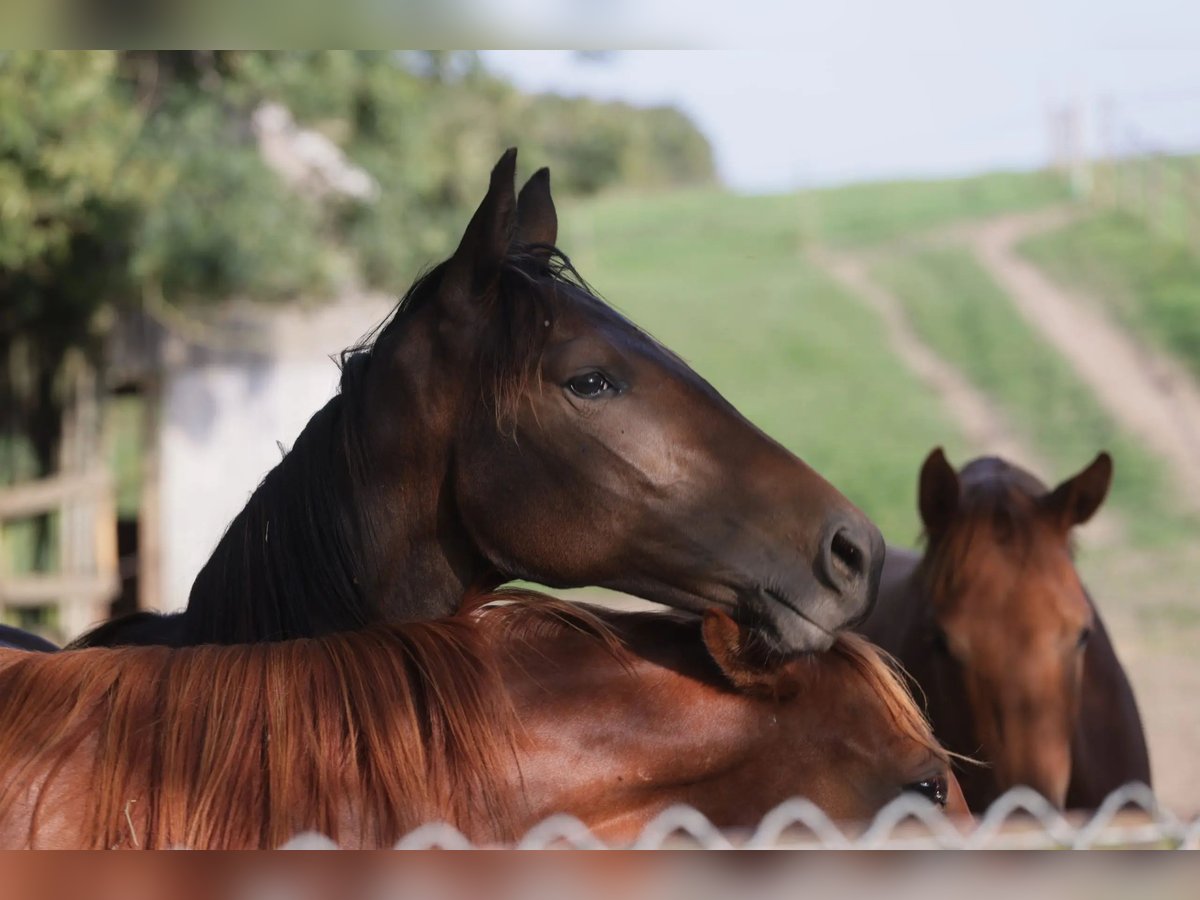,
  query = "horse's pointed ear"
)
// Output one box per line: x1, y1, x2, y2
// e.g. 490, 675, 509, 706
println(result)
702, 610, 801, 700
919, 447, 960, 538
516, 167, 558, 248
442, 148, 518, 307
1043, 452, 1113, 530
